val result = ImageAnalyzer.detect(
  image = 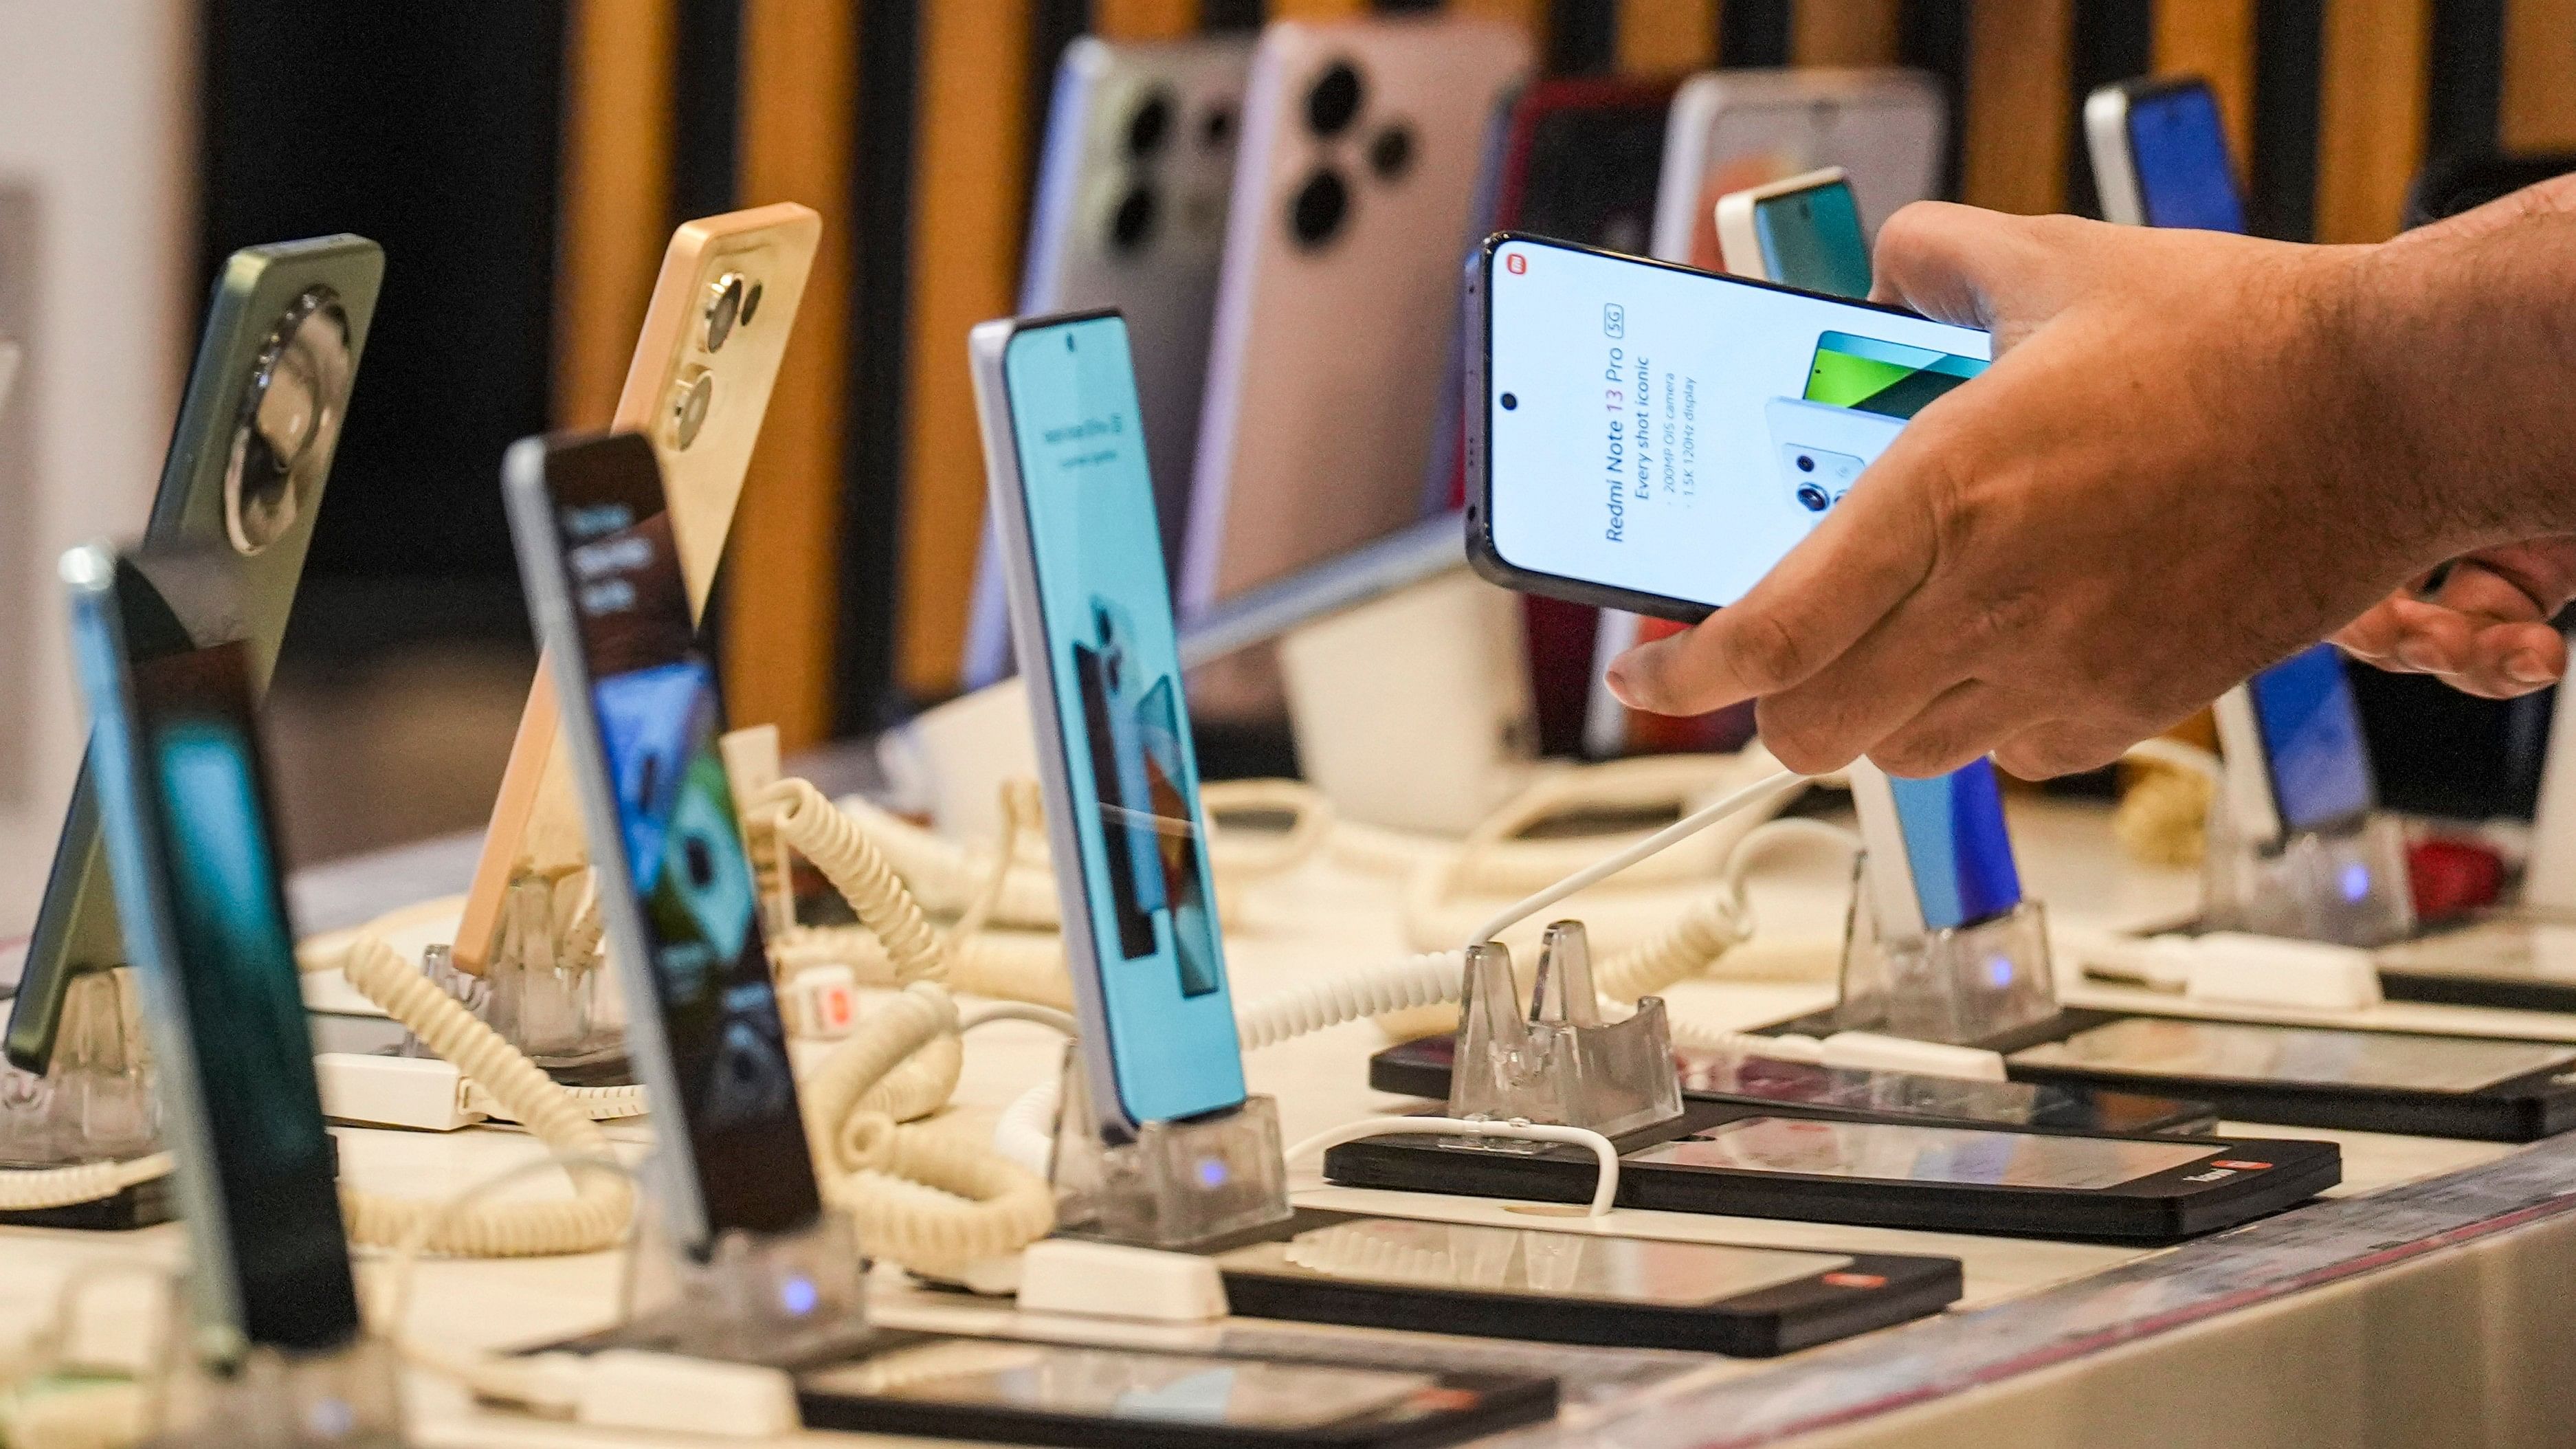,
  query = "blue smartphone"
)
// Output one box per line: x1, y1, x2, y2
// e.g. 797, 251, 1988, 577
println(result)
1850, 759, 2025, 940
62, 543, 362, 1360
2085, 76, 2247, 232
502, 431, 822, 1250
971, 311, 1245, 1137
